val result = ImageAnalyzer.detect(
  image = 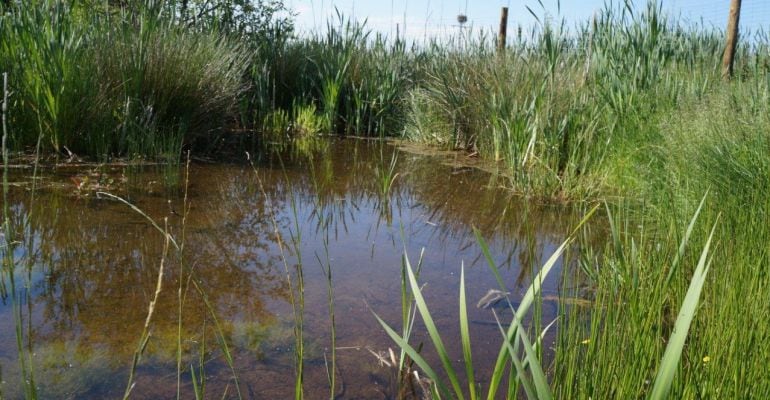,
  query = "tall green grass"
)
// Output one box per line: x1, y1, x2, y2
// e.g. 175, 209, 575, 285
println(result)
244, 13, 415, 142
552, 68, 770, 398
551, 193, 765, 399
0, 0, 247, 160
1, 2, 416, 157
400, 1, 747, 200
2, 0, 769, 202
